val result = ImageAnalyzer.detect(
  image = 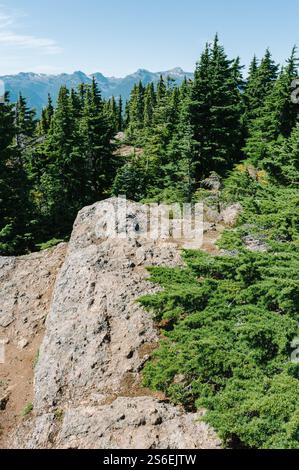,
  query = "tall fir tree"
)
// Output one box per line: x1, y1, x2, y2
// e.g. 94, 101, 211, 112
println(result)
126, 81, 145, 143
143, 82, 156, 128
15, 94, 36, 151
105, 95, 119, 133
80, 78, 115, 200
243, 49, 279, 130
156, 75, 167, 103
37, 94, 54, 136
35, 85, 85, 235
190, 35, 243, 179
117, 96, 123, 132
244, 47, 299, 165
69, 88, 83, 119
164, 85, 196, 201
